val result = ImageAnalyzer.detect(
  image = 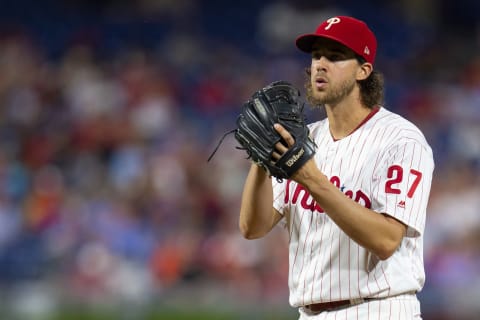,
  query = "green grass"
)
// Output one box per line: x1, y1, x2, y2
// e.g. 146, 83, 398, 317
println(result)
6, 305, 297, 320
